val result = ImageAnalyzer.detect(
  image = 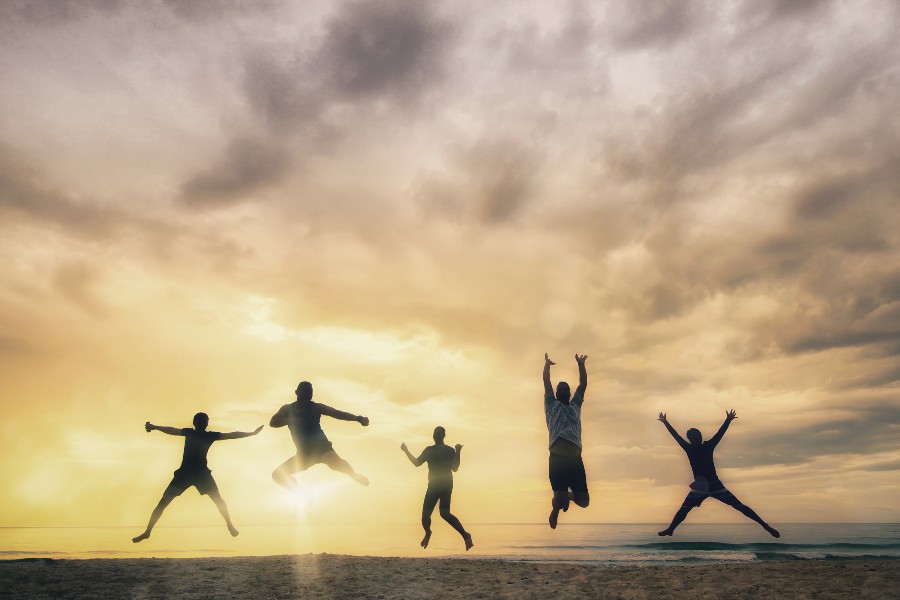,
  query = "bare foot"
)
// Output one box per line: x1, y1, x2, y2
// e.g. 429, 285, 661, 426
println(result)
421, 530, 432, 549
657, 529, 673, 537
765, 525, 781, 538
463, 533, 474, 551
549, 508, 559, 529
353, 473, 370, 486
228, 525, 240, 537
132, 531, 150, 543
